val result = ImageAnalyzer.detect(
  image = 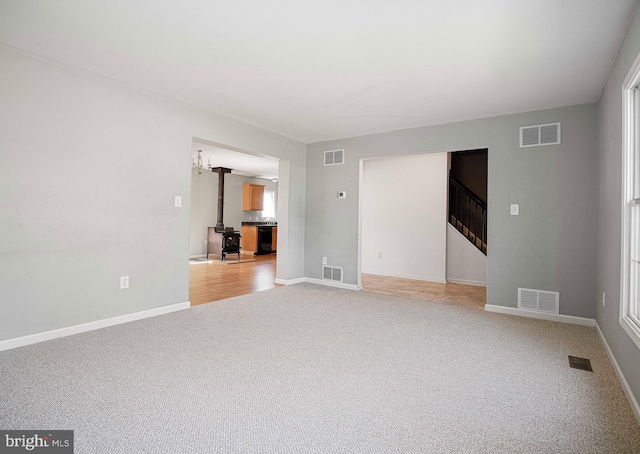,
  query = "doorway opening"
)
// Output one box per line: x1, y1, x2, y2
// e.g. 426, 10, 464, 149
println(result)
358, 149, 487, 309
448, 148, 488, 254
188, 139, 280, 305
446, 148, 487, 288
